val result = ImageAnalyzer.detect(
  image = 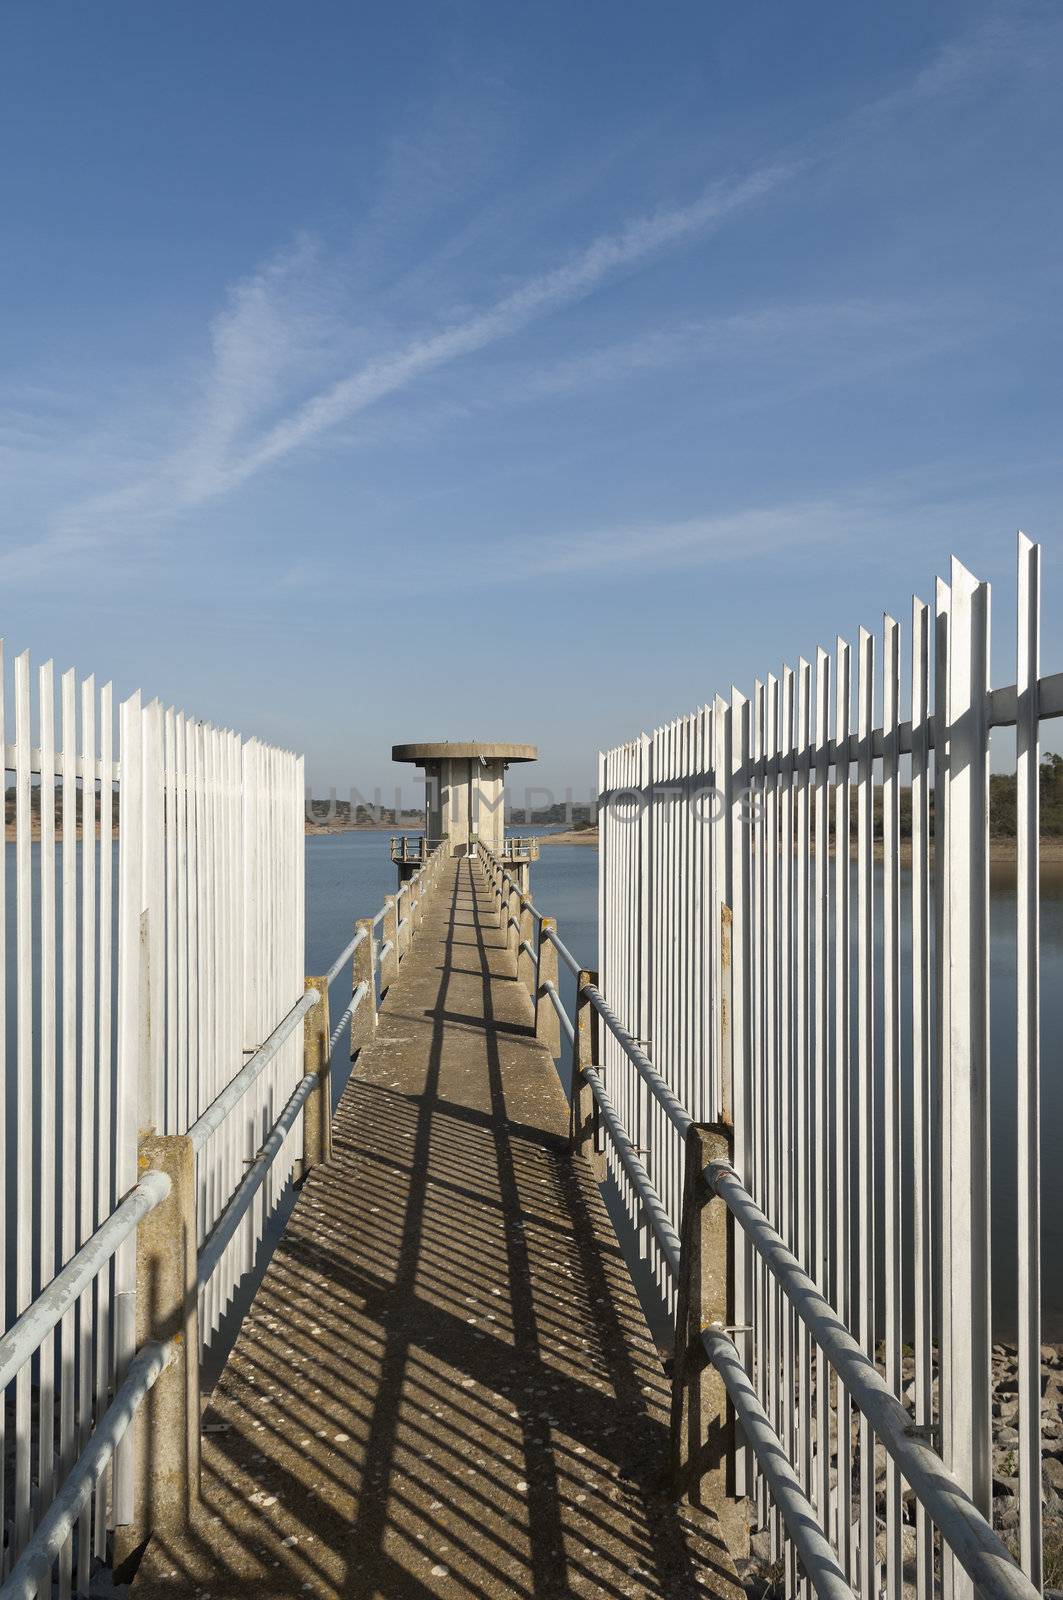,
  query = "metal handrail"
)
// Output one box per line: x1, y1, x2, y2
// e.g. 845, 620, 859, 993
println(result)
542, 923, 581, 977
3, 835, 450, 1596
188, 989, 319, 1155
197, 1075, 317, 1290
329, 980, 369, 1056
0, 1171, 171, 1392
478, 826, 1037, 1600
540, 980, 574, 1048
705, 1159, 1039, 1600
581, 1064, 682, 1277
325, 924, 367, 986
704, 1332, 853, 1600
580, 984, 693, 1139
1, 1340, 173, 1600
